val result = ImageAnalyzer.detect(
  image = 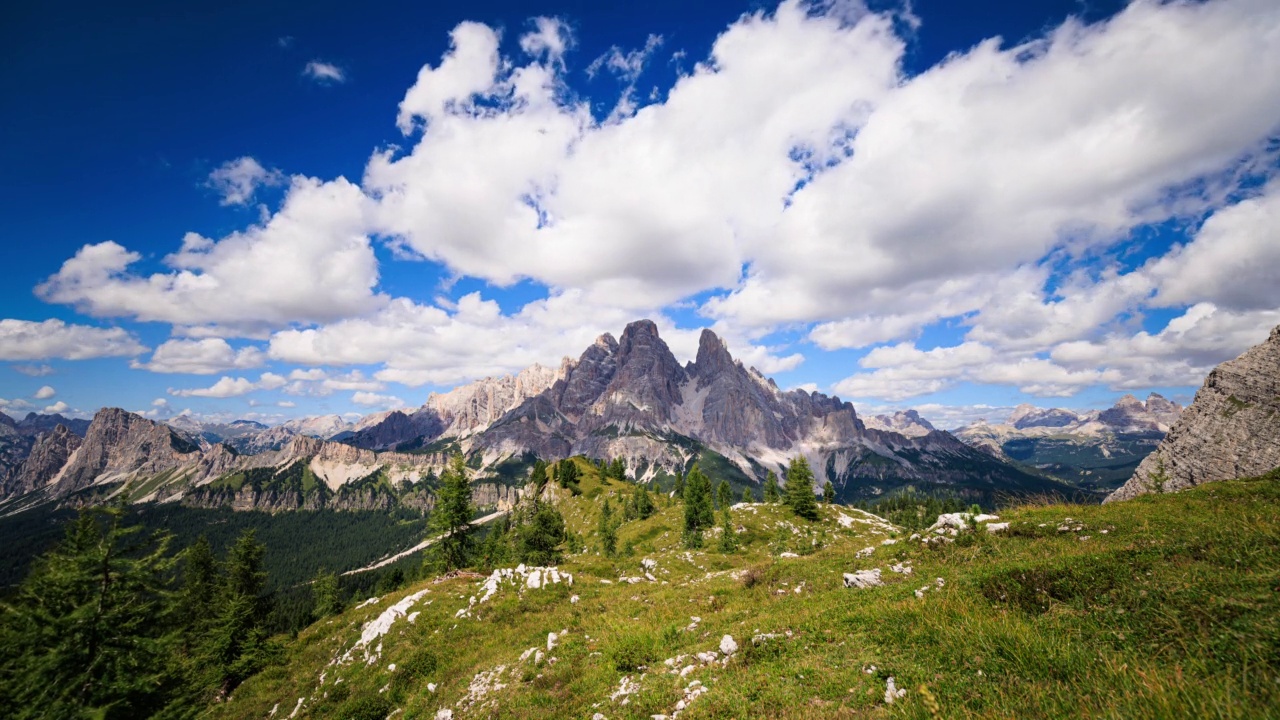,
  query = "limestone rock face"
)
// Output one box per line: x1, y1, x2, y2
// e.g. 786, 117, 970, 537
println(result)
6, 425, 82, 498
1107, 326, 1280, 502
49, 408, 202, 497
